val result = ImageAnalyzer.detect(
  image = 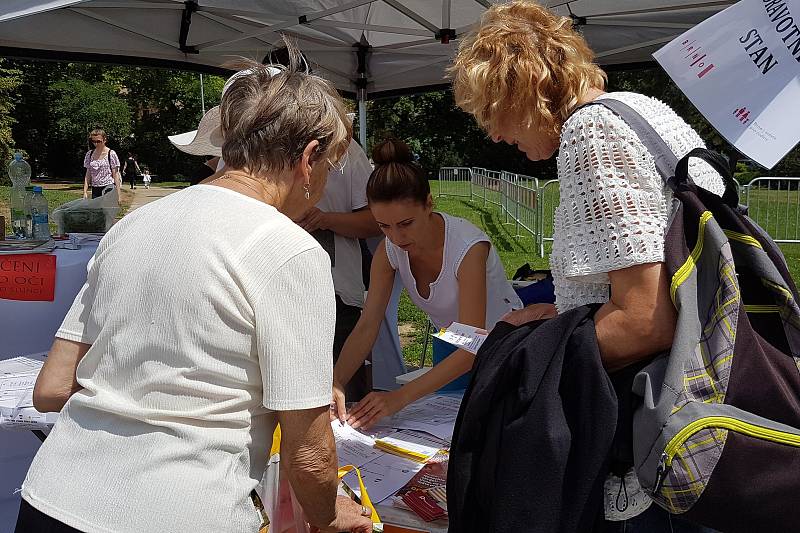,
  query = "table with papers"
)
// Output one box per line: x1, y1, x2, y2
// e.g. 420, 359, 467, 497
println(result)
333, 394, 460, 533
0, 240, 98, 531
